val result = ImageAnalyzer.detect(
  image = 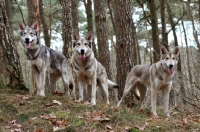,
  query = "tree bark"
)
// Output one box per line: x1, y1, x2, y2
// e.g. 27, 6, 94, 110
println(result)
181, 20, 190, 104
113, 0, 134, 97
132, 21, 141, 65
94, 0, 112, 79
0, 0, 26, 90
83, 0, 98, 58
160, 0, 168, 50
39, 0, 51, 47
148, 0, 160, 63
4, 0, 12, 29
61, 0, 72, 60
71, 0, 79, 32
27, 0, 39, 27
